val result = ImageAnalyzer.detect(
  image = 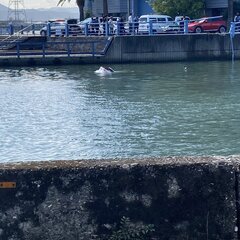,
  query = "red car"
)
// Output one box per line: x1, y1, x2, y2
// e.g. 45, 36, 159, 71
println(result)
188, 16, 227, 33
